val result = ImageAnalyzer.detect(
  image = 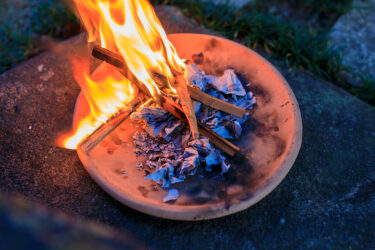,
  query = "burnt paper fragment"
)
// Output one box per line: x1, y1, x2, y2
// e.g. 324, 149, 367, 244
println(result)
131, 106, 175, 137
186, 64, 207, 91
206, 69, 246, 96
212, 126, 234, 139
205, 151, 221, 171
163, 189, 179, 202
